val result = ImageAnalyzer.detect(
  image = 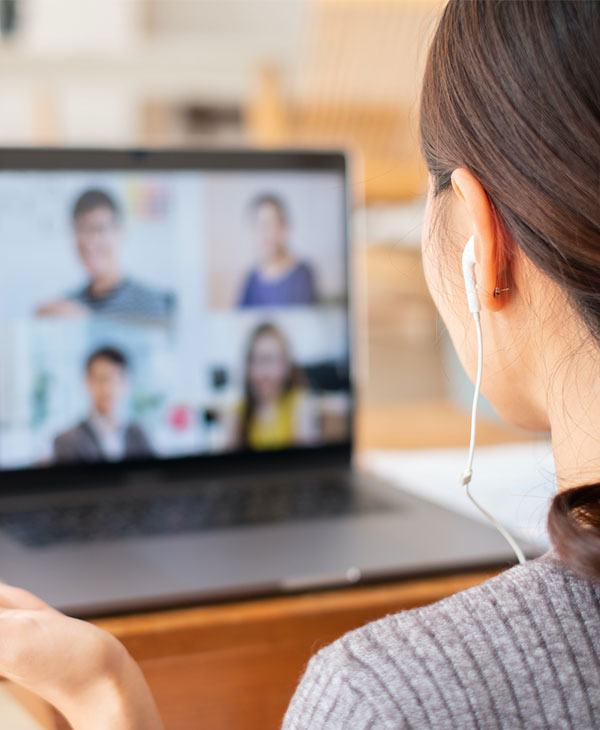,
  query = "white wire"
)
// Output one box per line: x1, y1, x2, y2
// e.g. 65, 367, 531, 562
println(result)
459, 311, 527, 565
